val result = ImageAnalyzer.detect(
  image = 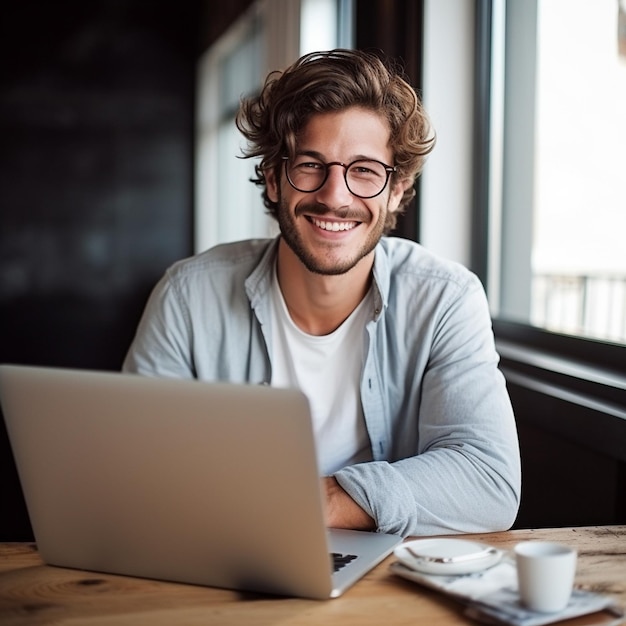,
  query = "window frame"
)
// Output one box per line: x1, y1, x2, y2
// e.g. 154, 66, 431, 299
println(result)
471, 2, 626, 523
473, 0, 626, 374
